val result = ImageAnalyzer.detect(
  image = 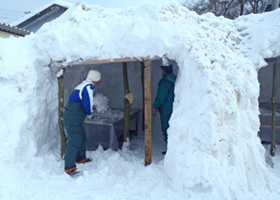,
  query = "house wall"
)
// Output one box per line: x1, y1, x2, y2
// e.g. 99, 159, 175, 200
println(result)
0, 31, 20, 38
